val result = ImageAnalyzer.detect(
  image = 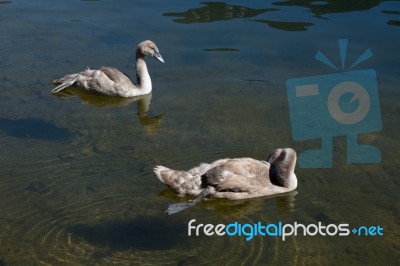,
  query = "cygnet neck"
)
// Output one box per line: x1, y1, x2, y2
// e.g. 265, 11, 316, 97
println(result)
135, 52, 152, 95
286, 174, 297, 190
